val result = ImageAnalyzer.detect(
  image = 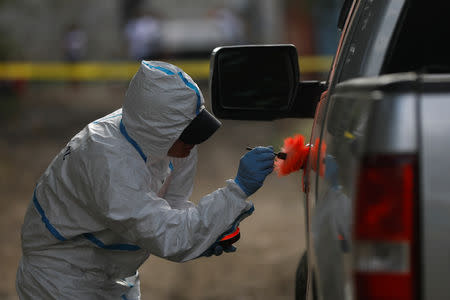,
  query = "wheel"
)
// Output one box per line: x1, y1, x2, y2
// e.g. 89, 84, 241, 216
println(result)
295, 251, 308, 300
